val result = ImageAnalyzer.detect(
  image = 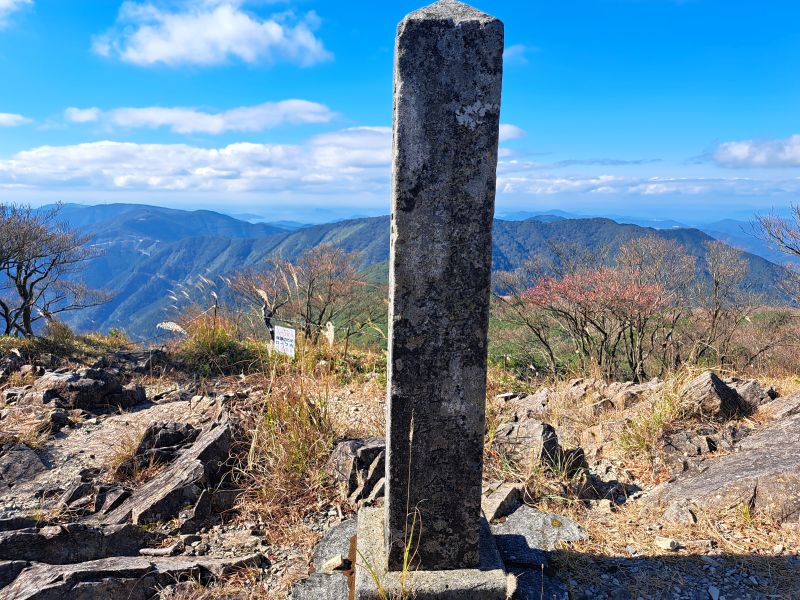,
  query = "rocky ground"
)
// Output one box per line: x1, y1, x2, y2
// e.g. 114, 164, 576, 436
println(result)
297, 370, 800, 600
1, 346, 798, 599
